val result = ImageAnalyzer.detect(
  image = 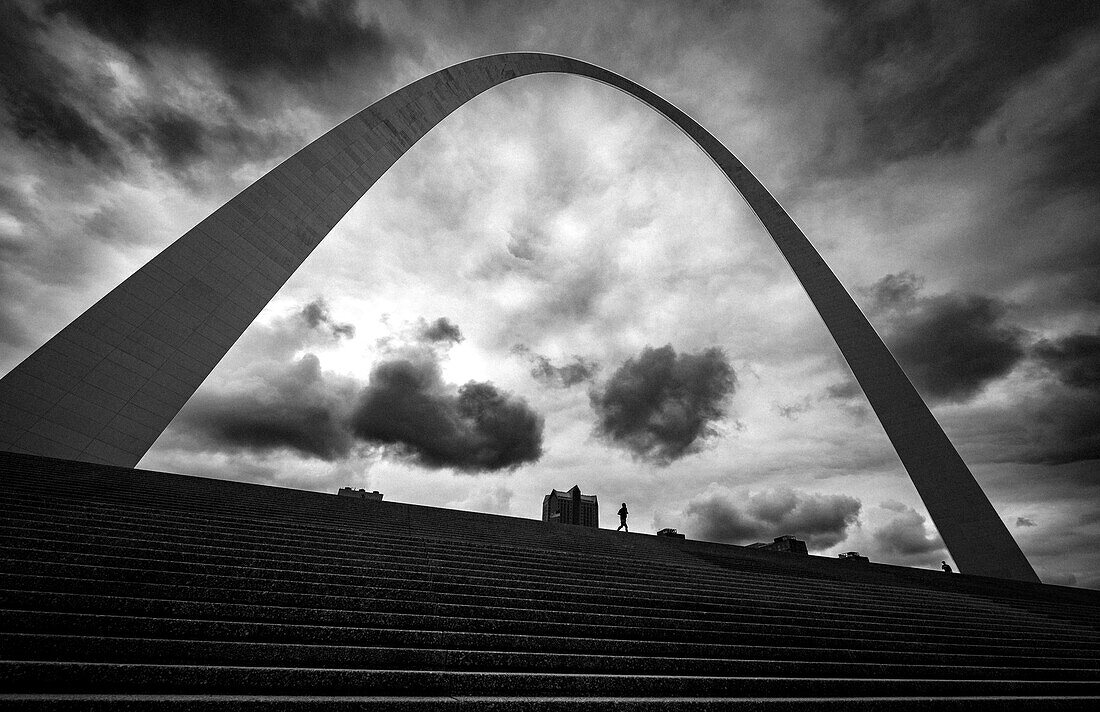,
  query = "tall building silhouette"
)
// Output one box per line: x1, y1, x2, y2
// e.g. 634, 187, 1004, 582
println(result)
542, 485, 599, 527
